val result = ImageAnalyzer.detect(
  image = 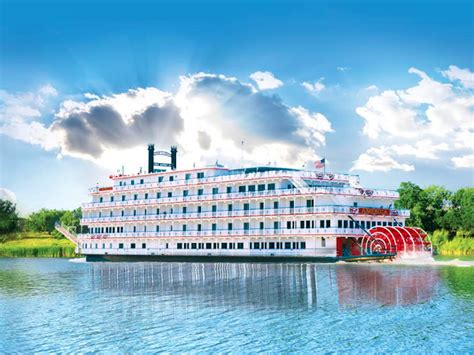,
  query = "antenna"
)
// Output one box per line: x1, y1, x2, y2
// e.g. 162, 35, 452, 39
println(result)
241, 140, 244, 168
